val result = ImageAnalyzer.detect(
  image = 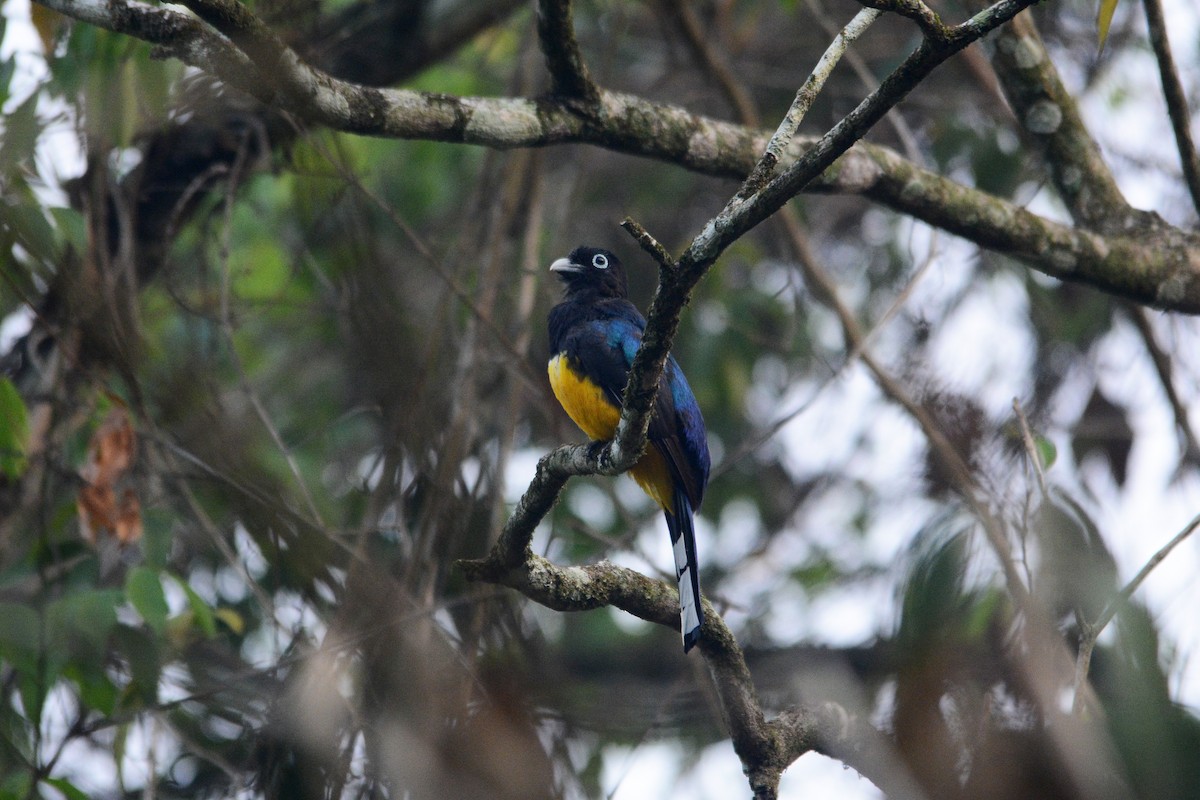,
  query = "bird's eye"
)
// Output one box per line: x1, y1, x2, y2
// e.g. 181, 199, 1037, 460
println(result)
592, 253, 609, 269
